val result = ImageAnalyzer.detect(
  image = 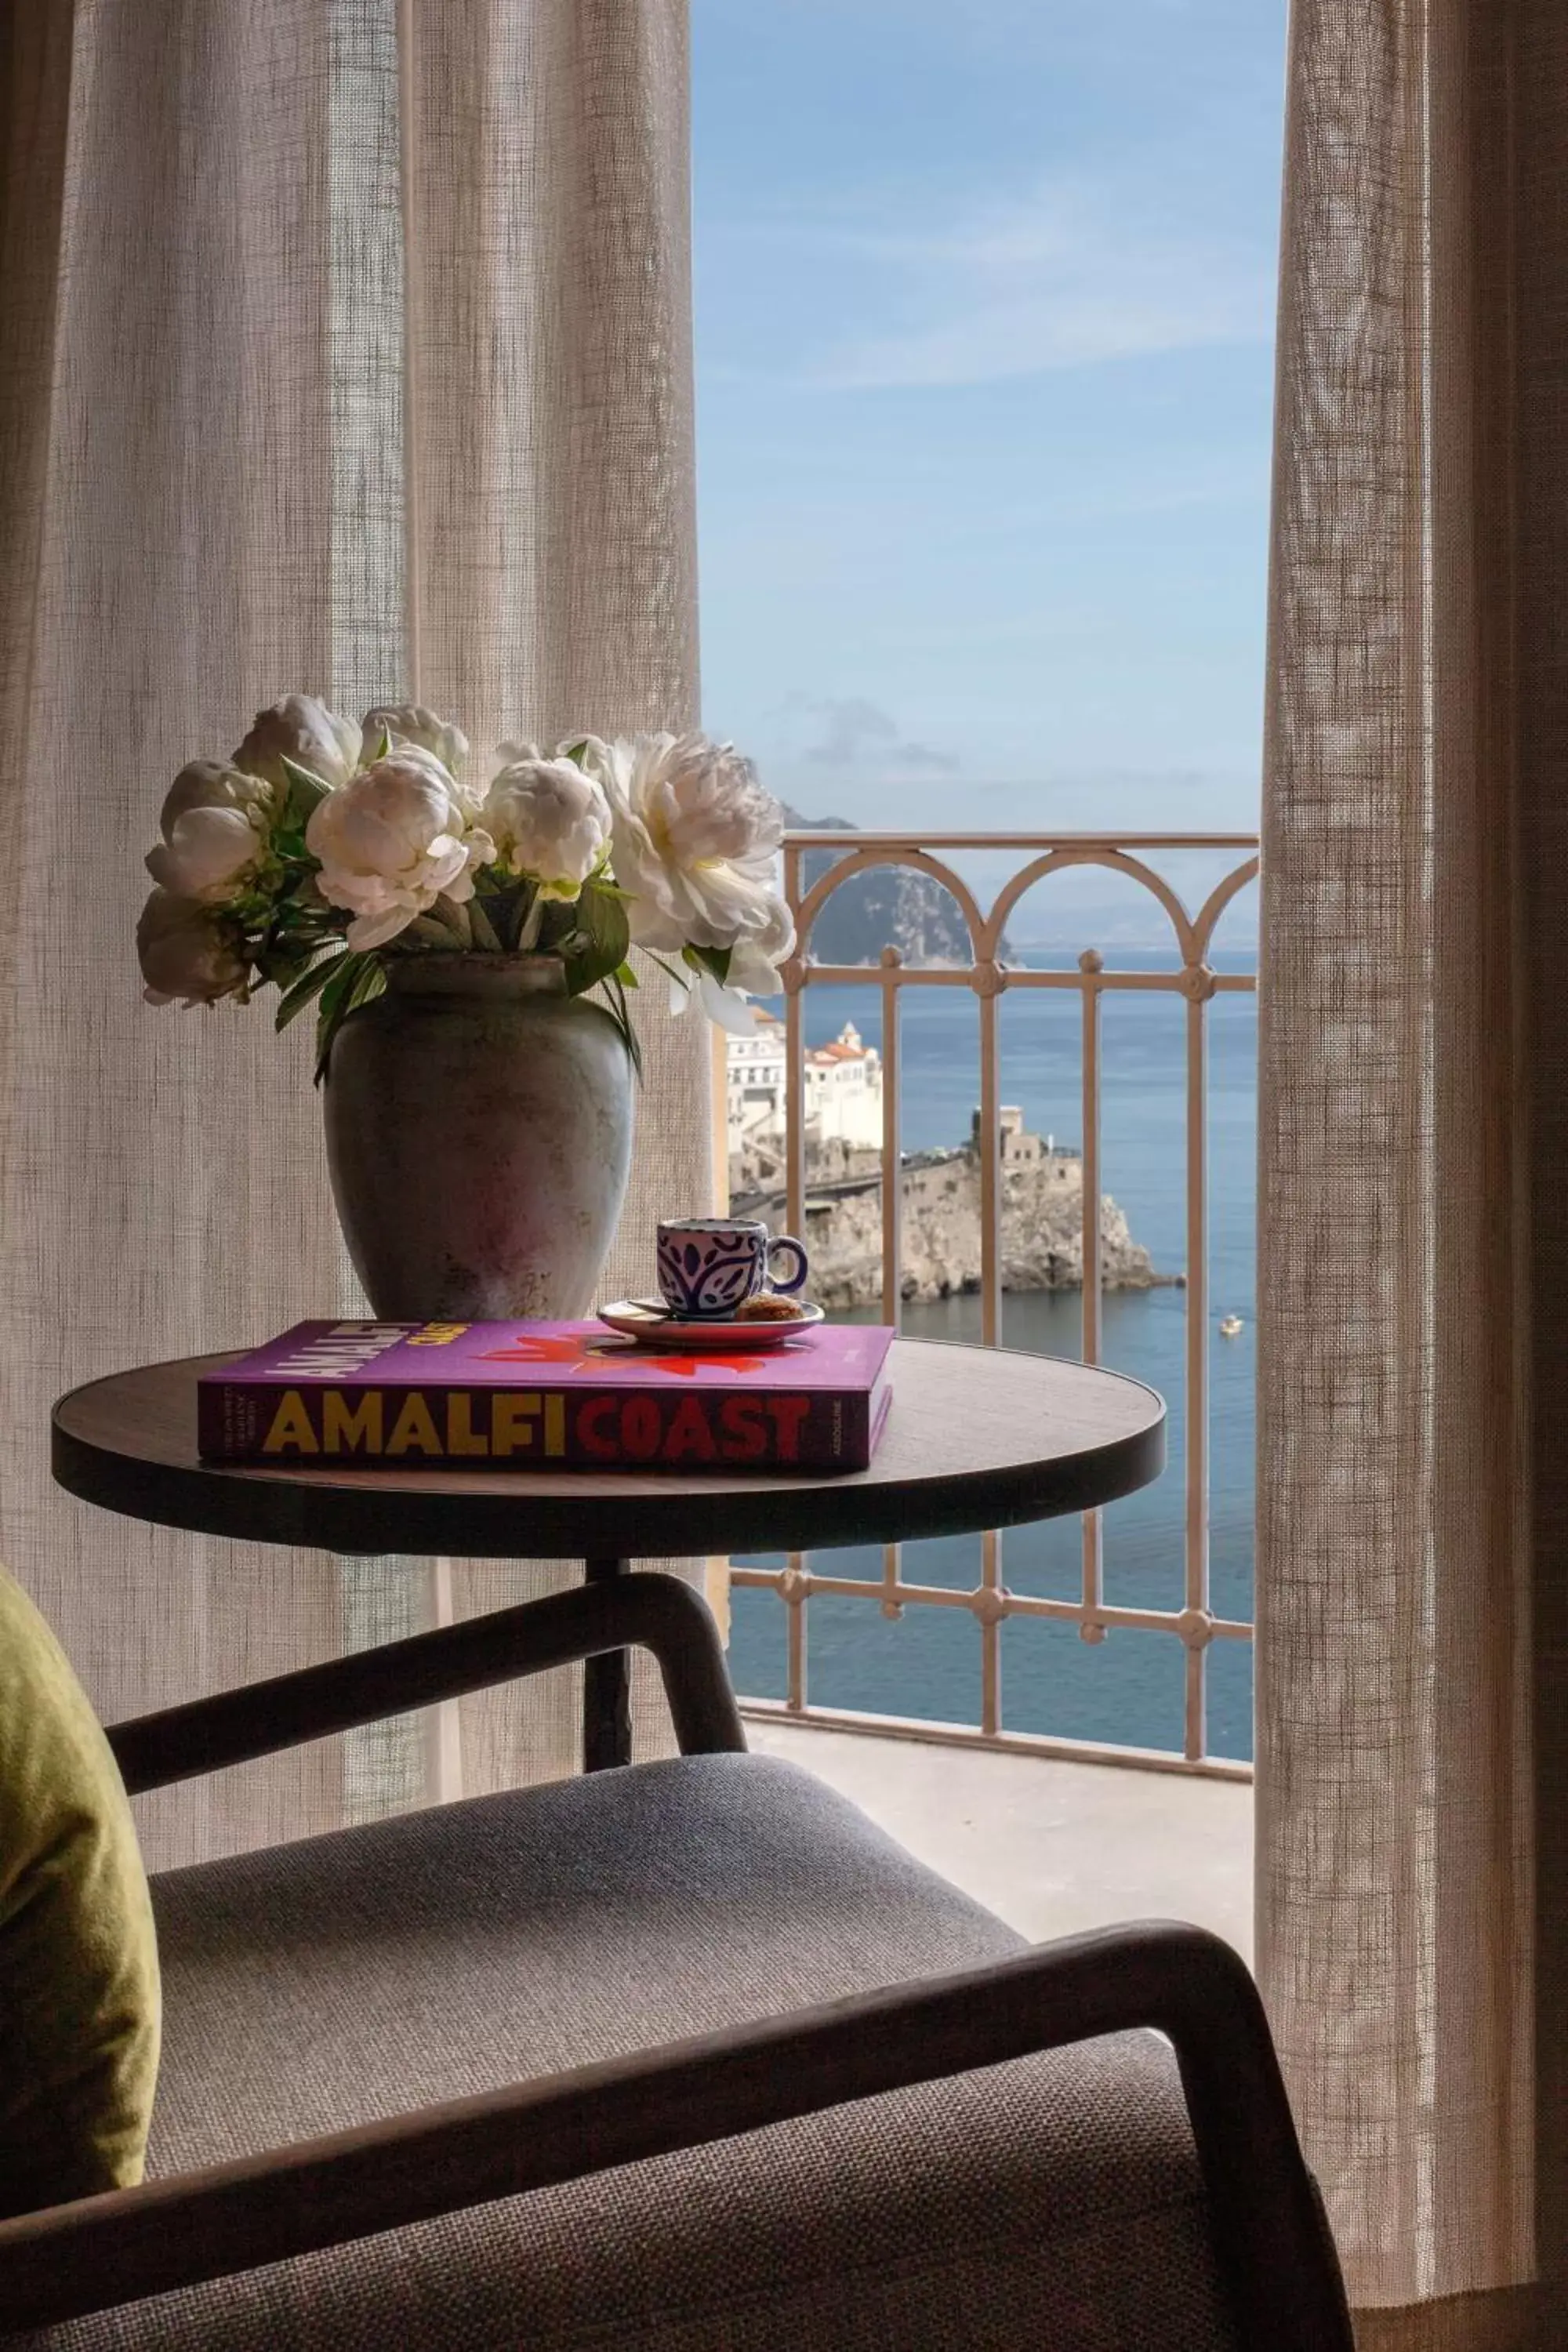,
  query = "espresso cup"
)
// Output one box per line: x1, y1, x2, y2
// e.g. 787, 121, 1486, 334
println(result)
655, 1218, 810, 1319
